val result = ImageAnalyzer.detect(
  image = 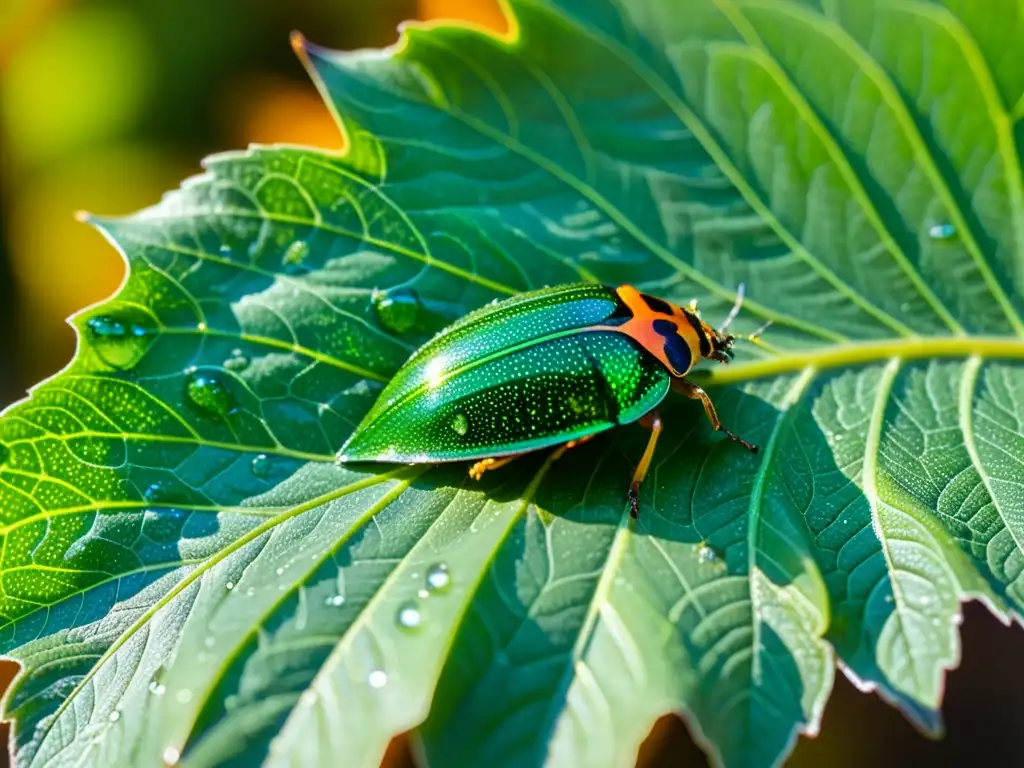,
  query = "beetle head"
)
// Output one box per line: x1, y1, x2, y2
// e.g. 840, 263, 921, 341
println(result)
706, 323, 735, 364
